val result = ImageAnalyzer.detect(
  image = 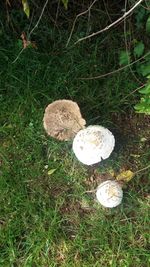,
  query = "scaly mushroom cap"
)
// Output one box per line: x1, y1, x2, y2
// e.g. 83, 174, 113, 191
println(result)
72, 125, 115, 165
96, 180, 123, 208
43, 100, 86, 141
